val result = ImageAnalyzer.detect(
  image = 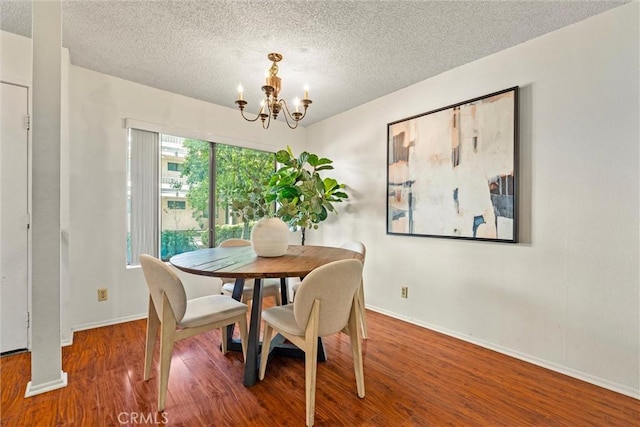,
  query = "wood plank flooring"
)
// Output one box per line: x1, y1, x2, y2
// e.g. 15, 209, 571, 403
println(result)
1, 310, 638, 426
